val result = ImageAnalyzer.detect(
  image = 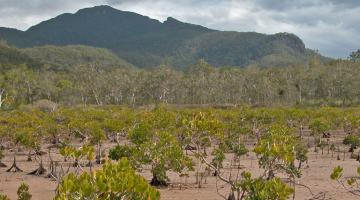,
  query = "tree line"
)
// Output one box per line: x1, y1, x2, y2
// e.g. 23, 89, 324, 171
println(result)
1, 56, 359, 108
0, 40, 359, 108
